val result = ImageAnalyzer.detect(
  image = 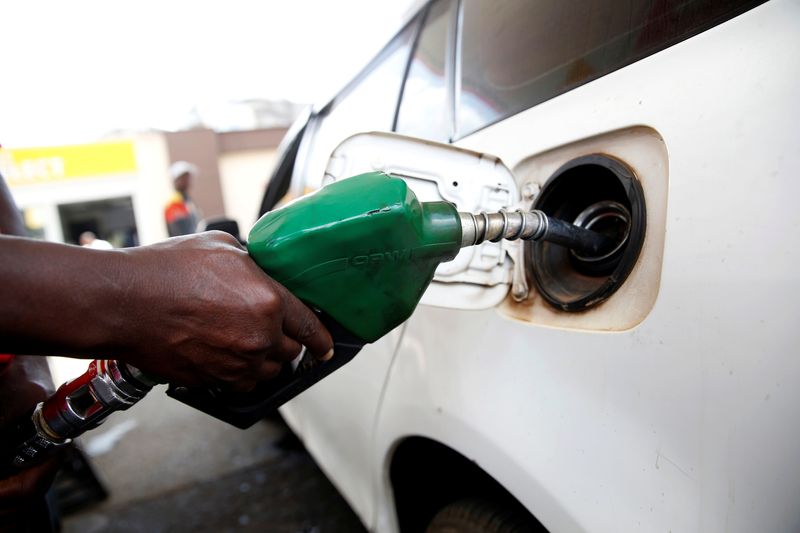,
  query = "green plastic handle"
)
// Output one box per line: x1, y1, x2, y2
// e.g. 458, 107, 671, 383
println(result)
247, 172, 462, 342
